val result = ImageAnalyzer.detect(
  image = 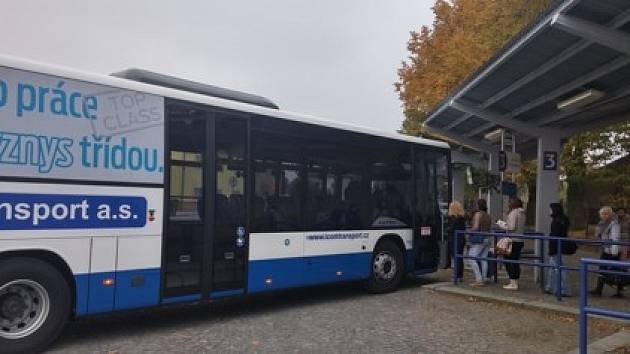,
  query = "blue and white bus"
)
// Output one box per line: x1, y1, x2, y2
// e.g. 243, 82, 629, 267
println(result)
0, 56, 450, 353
